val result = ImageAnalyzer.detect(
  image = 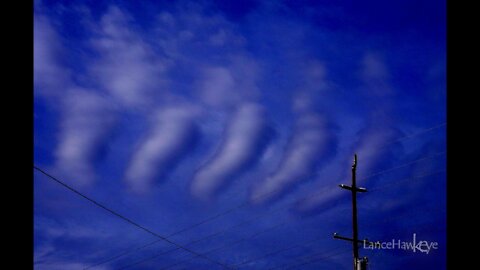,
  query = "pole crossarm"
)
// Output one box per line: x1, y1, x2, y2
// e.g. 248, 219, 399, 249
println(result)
338, 184, 368, 192
333, 233, 378, 246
